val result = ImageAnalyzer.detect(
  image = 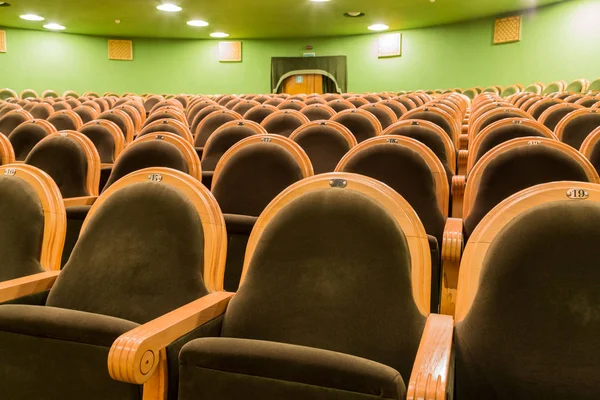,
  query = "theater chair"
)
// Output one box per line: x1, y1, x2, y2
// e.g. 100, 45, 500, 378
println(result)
554, 108, 600, 149
107, 173, 452, 400
579, 126, 600, 176
139, 118, 194, 144
401, 106, 460, 147
187, 100, 218, 126
538, 102, 583, 131
277, 99, 306, 111
378, 99, 408, 119
47, 110, 84, 131
72, 105, 100, 124
190, 105, 225, 134
336, 136, 459, 313
528, 97, 563, 120
394, 96, 418, 111
145, 107, 188, 127
201, 120, 267, 189
0, 167, 226, 400
326, 98, 356, 112
454, 181, 600, 399
98, 109, 135, 143
360, 103, 398, 129
261, 109, 311, 137
0, 109, 34, 137
232, 100, 261, 116
290, 120, 357, 174
467, 106, 532, 142
193, 110, 243, 158
115, 104, 143, 133
8, 119, 57, 161
243, 104, 278, 124
331, 108, 383, 143
211, 134, 313, 291
300, 103, 336, 121
0, 164, 65, 291
29, 102, 55, 119
382, 120, 456, 184
0, 133, 16, 165
143, 94, 166, 114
